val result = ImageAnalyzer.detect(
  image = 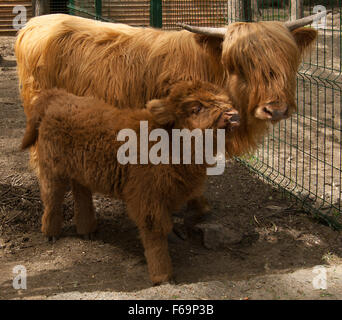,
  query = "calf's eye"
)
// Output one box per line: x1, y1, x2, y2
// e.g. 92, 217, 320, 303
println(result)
192, 106, 202, 114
